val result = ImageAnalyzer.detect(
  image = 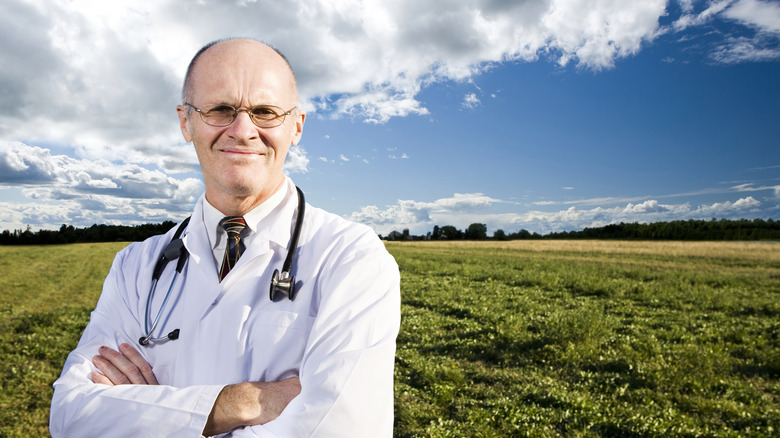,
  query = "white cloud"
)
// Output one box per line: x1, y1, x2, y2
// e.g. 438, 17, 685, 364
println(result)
623, 200, 670, 214
462, 93, 481, 109
284, 145, 310, 174
339, 154, 350, 162
668, 0, 780, 63
0, 0, 770, 158
0, 141, 201, 230
732, 183, 780, 193
672, 0, 735, 32
723, 0, 780, 33
710, 36, 780, 63
346, 193, 773, 235
508, 197, 764, 234
429, 192, 501, 211
697, 196, 761, 214
345, 200, 432, 234
0, 0, 675, 156
344, 192, 505, 234
0, 0, 775, 232
679, 0, 697, 13
1, 0, 767, 176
